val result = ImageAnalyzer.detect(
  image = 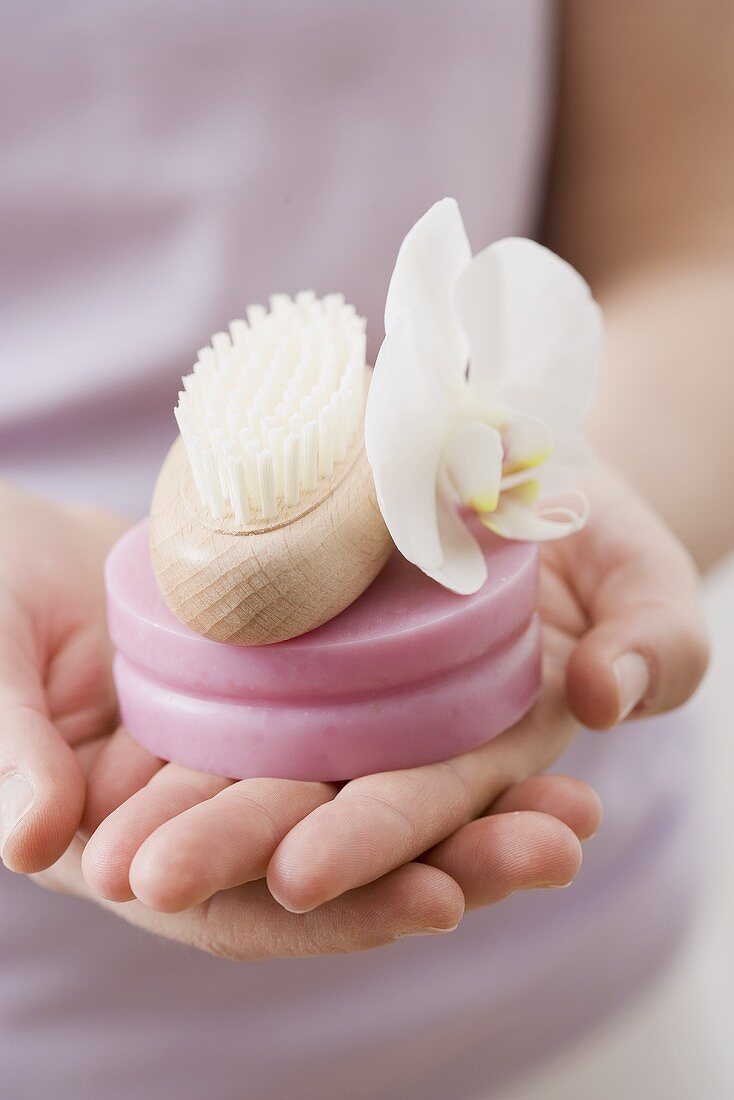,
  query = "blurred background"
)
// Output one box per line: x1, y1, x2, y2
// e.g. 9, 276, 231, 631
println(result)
2, 2, 733, 1098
